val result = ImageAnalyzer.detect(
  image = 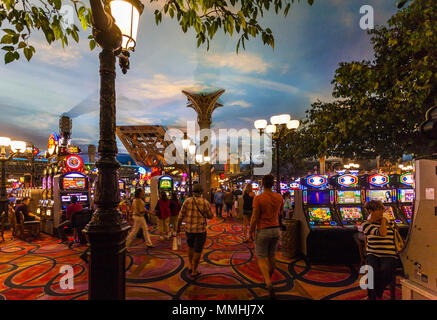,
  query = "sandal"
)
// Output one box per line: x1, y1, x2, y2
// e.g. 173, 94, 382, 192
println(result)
191, 271, 202, 277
